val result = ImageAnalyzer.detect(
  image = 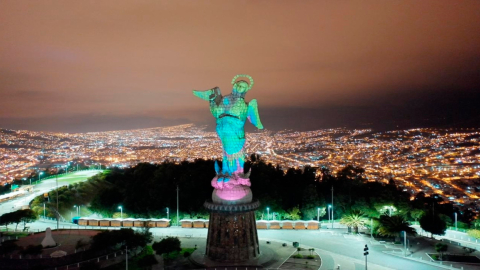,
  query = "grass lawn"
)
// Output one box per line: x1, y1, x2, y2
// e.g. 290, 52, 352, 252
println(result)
42, 170, 104, 185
